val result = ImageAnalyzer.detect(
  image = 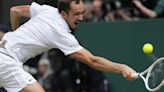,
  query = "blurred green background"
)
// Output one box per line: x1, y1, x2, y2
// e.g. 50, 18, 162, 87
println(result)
76, 19, 164, 92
